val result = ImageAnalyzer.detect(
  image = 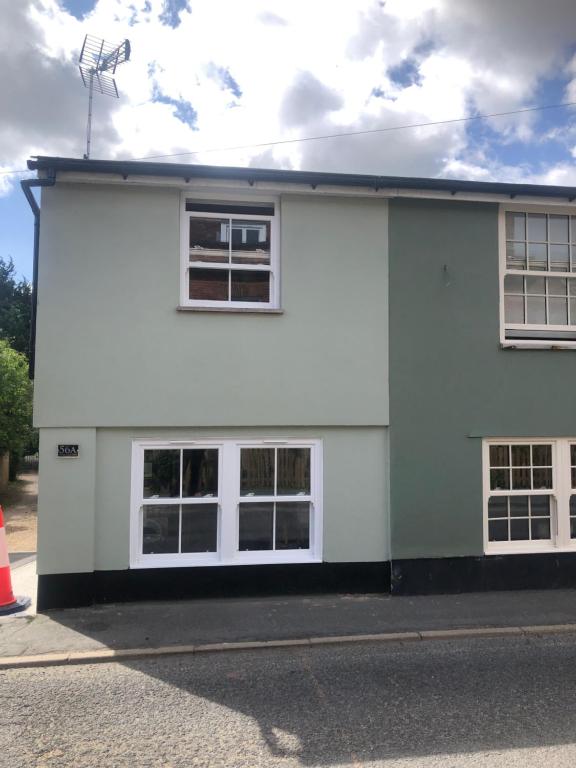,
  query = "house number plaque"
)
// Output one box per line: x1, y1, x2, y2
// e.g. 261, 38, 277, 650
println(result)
58, 444, 79, 458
